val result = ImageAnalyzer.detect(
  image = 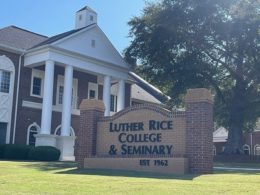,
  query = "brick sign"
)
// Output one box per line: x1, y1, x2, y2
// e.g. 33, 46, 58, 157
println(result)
75, 88, 214, 174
